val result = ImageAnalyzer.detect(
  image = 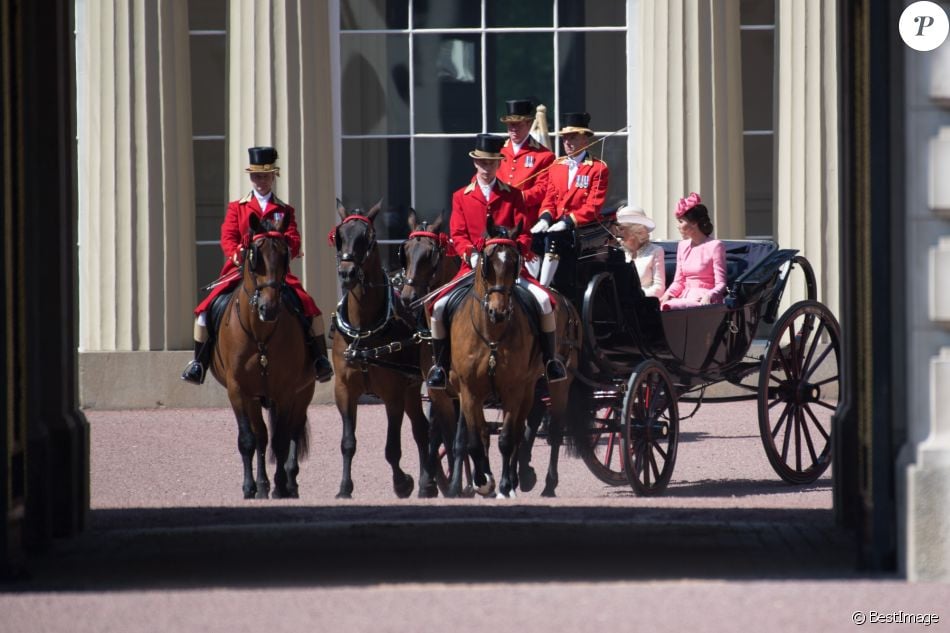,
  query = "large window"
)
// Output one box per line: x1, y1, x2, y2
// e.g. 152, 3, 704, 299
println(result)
189, 1, 227, 301
740, 0, 775, 238
339, 0, 628, 270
